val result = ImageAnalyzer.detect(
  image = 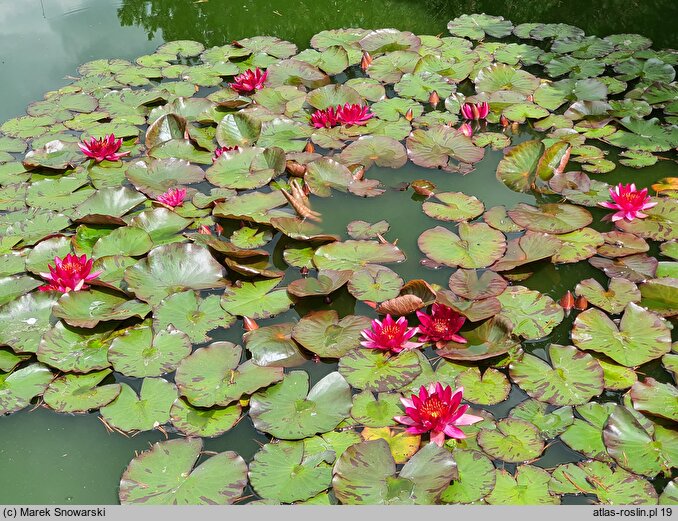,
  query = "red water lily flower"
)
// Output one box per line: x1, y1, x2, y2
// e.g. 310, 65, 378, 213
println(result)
310, 106, 340, 128
336, 103, 373, 126
360, 314, 423, 354
416, 303, 466, 346
458, 122, 473, 137
212, 145, 239, 162
229, 68, 268, 94
155, 187, 186, 208
394, 383, 483, 446
78, 134, 129, 162
461, 102, 490, 121
39, 253, 102, 293
599, 183, 657, 222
